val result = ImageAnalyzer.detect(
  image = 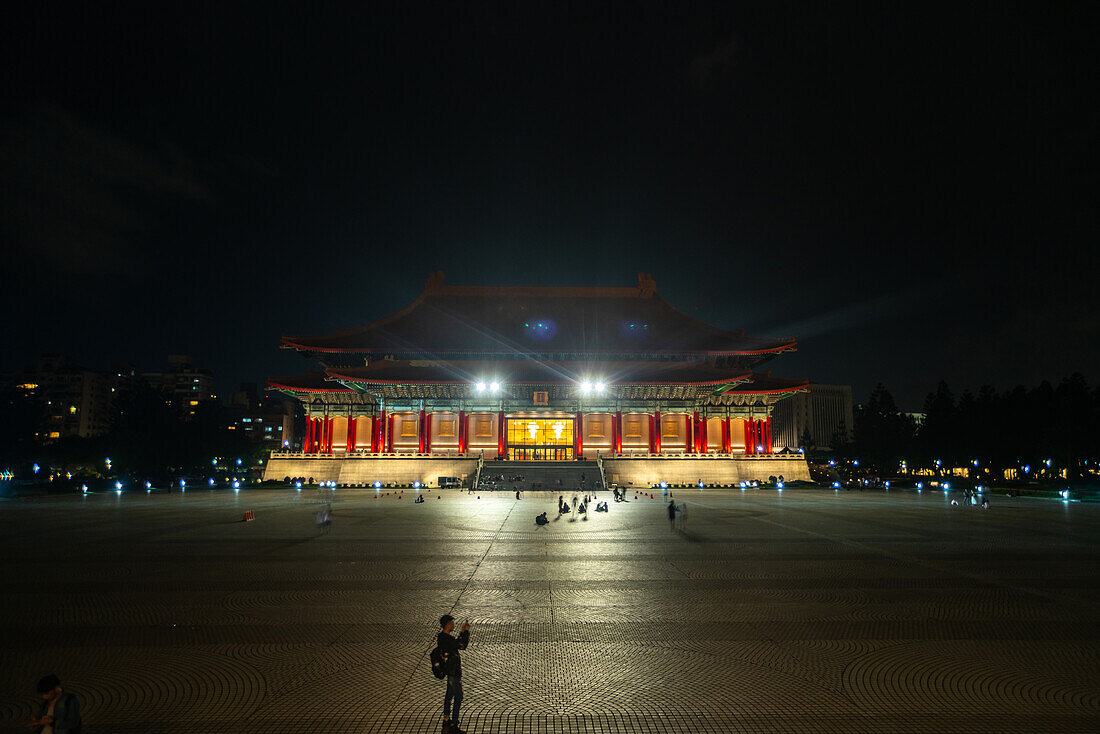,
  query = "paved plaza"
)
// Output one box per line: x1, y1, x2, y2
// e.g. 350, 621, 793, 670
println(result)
0, 486, 1098, 733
